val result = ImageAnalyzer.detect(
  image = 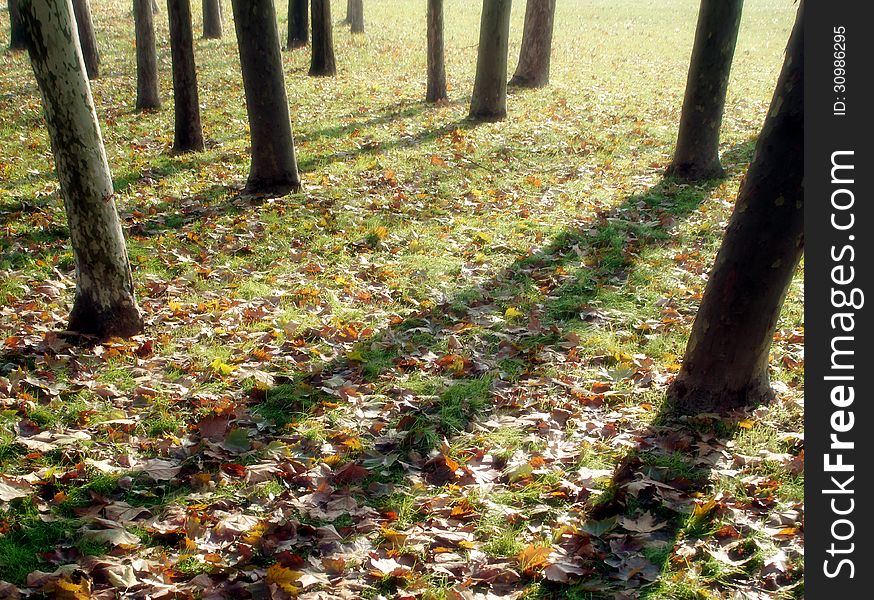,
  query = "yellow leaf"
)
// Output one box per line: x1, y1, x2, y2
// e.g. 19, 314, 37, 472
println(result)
210, 358, 235, 375
267, 564, 302, 594
737, 419, 755, 429
505, 307, 524, 319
